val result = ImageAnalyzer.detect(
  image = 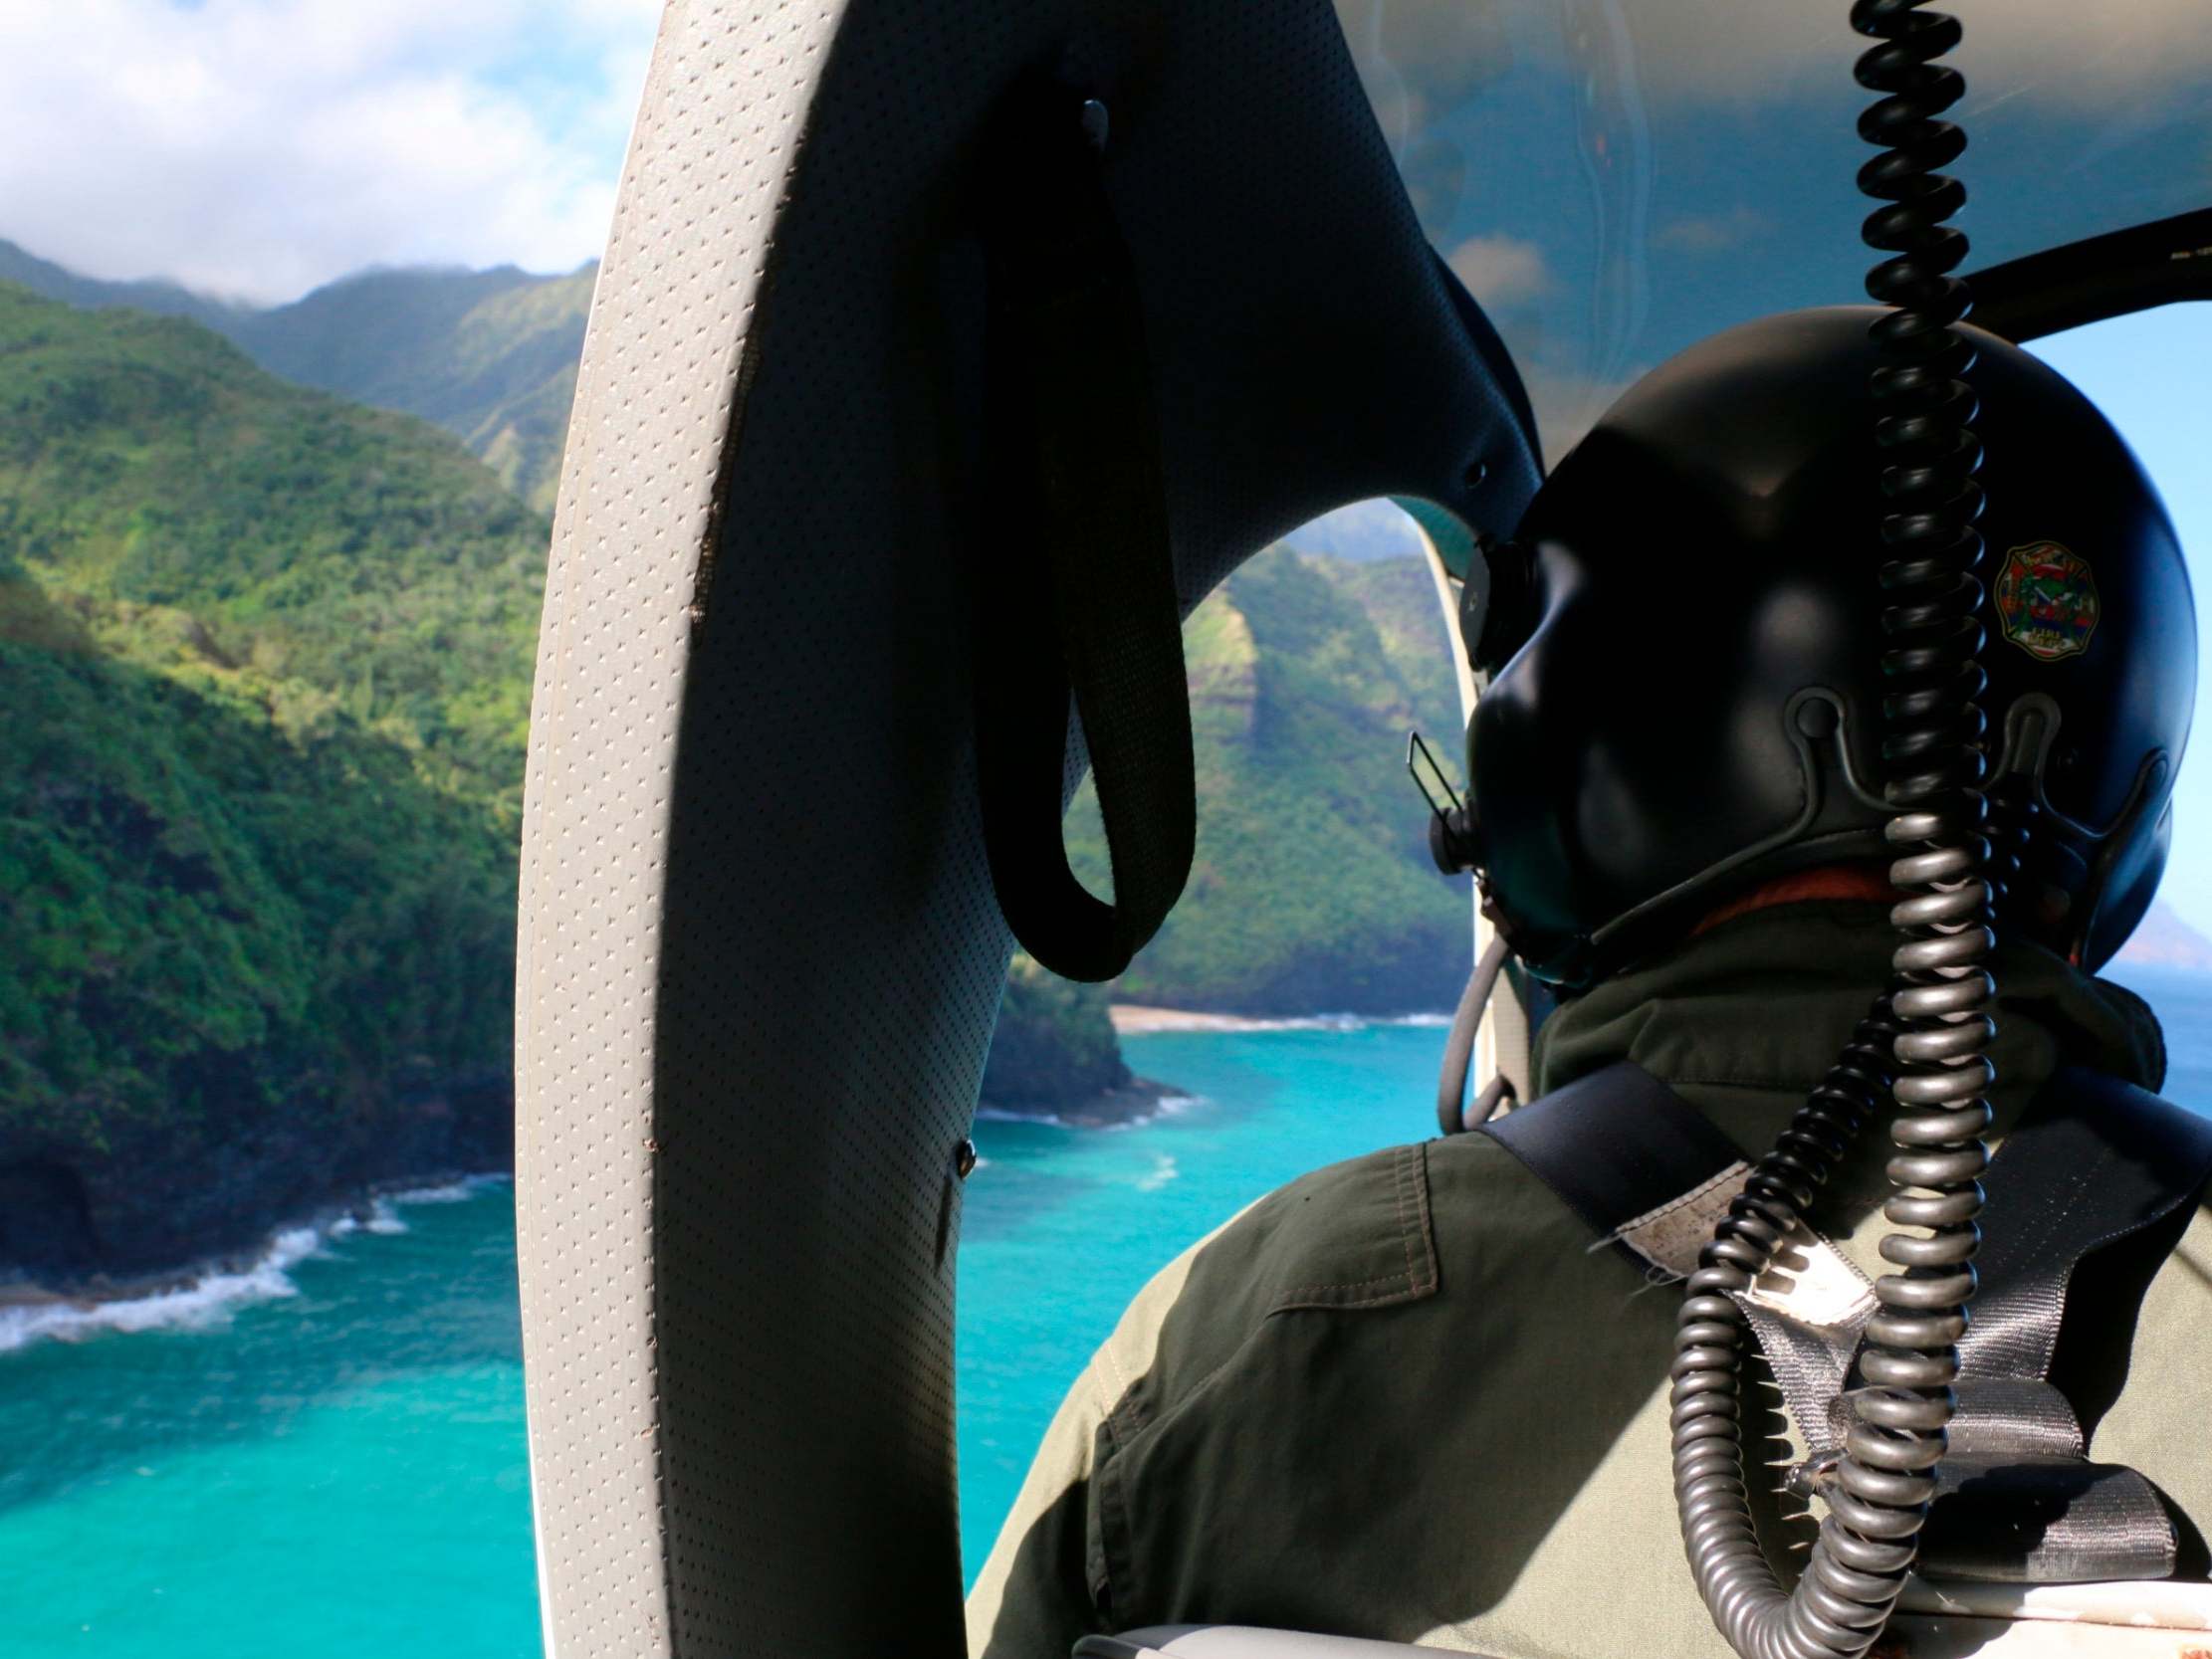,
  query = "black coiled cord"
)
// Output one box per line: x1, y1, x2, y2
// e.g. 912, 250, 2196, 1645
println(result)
1671, 6, 1995, 1657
